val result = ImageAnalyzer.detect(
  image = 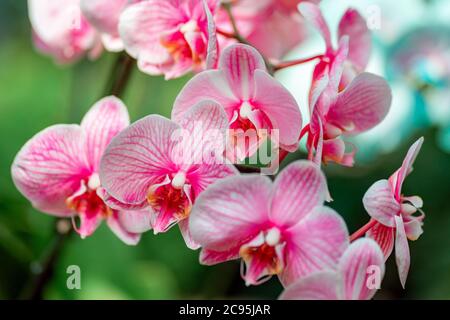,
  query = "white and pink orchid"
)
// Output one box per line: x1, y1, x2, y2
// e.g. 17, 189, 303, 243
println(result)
189, 160, 349, 286
299, 2, 372, 89
28, 0, 102, 64
80, 0, 142, 52
280, 238, 385, 300
173, 44, 302, 161
99, 101, 238, 249
363, 137, 425, 288
118, 0, 220, 79
11, 97, 150, 245
303, 38, 392, 166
